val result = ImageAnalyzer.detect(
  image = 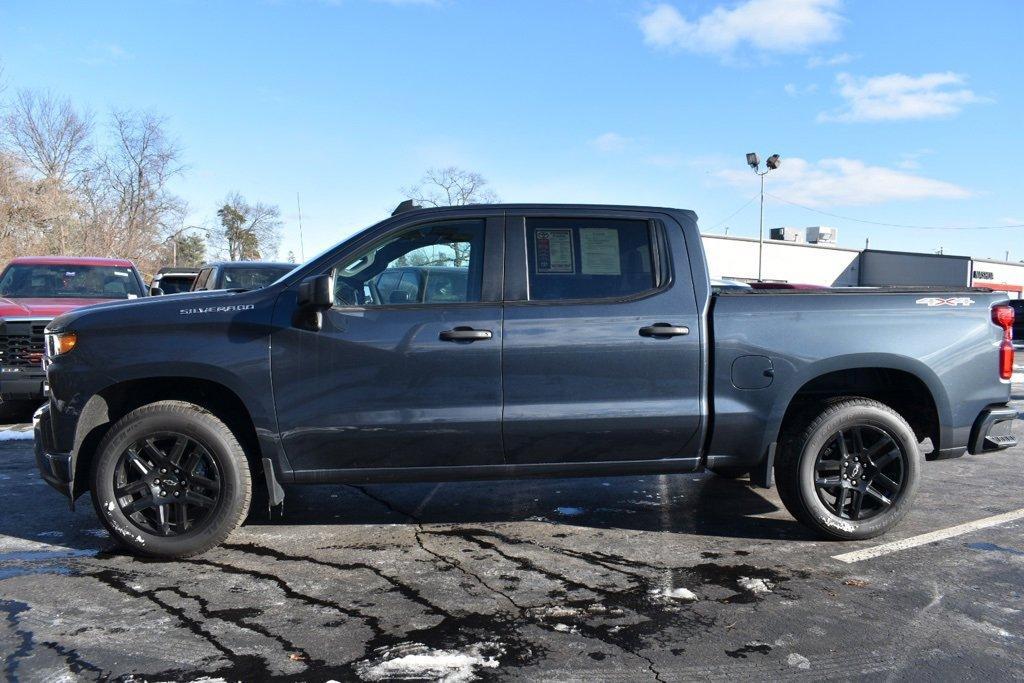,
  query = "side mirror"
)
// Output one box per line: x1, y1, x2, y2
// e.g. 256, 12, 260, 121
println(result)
298, 273, 334, 310
294, 273, 334, 331
150, 285, 164, 296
